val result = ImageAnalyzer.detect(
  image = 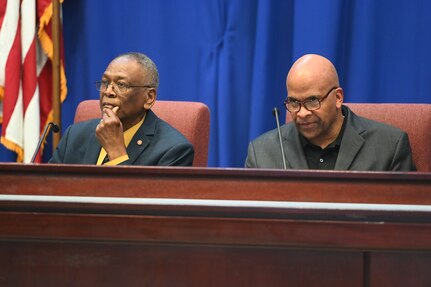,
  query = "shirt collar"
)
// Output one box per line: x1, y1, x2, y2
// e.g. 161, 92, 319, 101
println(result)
299, 106, 347, 149
123, 113, 146, 147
